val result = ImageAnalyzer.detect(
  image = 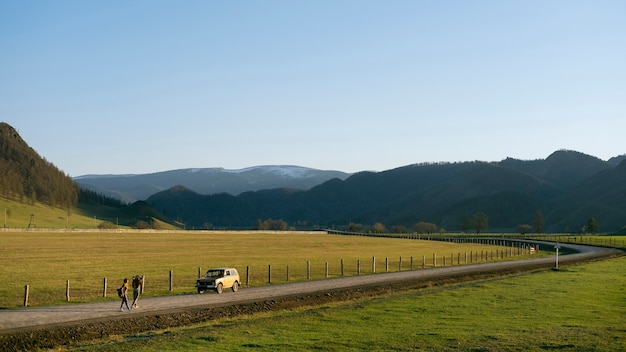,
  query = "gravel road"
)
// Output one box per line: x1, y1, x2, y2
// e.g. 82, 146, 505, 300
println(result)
0, 240, 622, 350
